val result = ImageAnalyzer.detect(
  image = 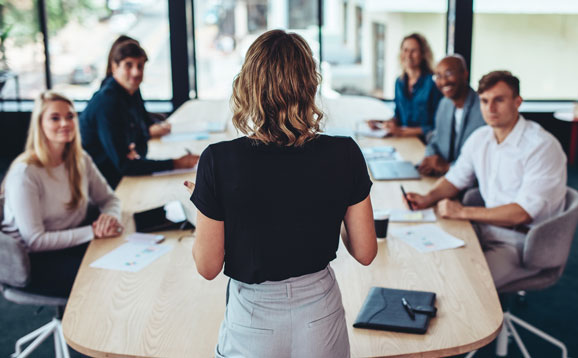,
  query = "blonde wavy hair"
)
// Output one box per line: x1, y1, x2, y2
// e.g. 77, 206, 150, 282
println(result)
231, 30, 323, 147
10, 91, 85, 210
399, 33, 435, 75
